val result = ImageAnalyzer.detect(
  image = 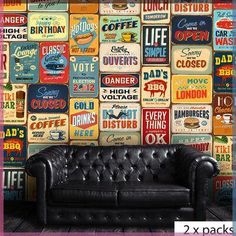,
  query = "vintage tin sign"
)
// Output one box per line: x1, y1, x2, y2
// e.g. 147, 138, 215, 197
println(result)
99, 0, 140, 15
142, 108, 170, 145
70, 56, 99, 97
28, 0, 68, 11
171, 134, 212, 154
40, 42, 69, 83
70, 14, 99, 56
28, 13, 68, 41
10, 42, 39, 83
141, 67, 170, 107
213, 176, 234, 206
70, 1, 98, 13
214, 52, 235, 93
100, 73, 140, 102
100, 43, 140, 72
3, 0, 26, 11
1, 84, 27, 125
213, 94, 233, 135
70, 140, 98, 146
28, 84, 68, 113
172, 105, 212, 134
142, 25, 169, 65
99, 132, 140, 146
0, 42, 9, 83
172, 45, 212, 75
0, 13, 27, 41
172, 16, 212, 45
171, 2, 212, 15
2, 126, 27, 167
214, 0, 233, 9
142, 0, 170, 24
100, 16, 140, 43
70, 98, 99, 140
4, 168, 25, 201
213, 136, 234, 175
172, 75, 212, 104
100, 103, 140, 131
28, 113, 69, 143
28, 144, 53, 157
214, 10, 234, 51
